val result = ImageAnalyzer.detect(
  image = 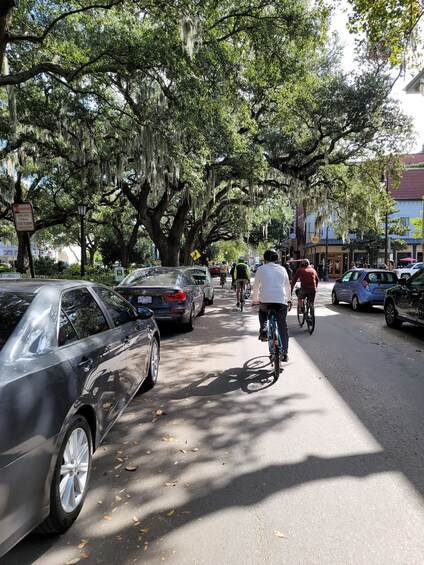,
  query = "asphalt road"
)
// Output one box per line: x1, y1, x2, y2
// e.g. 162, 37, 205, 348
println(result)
2, 281, 424, 565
